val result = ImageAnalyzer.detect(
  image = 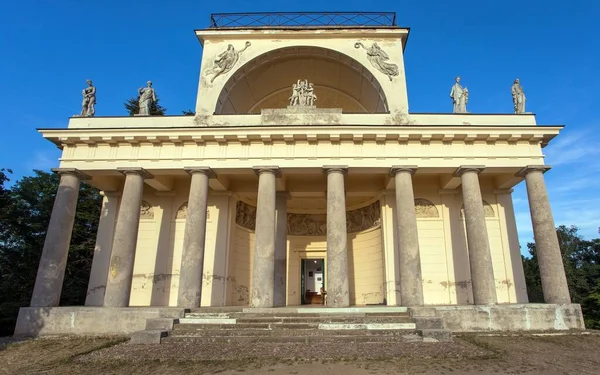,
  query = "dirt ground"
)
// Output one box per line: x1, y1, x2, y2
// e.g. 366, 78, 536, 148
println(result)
1, 332, 600, 374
